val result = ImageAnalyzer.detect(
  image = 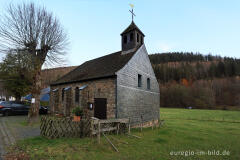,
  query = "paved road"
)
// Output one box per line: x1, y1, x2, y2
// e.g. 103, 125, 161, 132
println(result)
0, 115, 40, 159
